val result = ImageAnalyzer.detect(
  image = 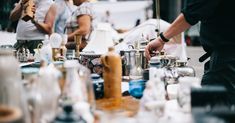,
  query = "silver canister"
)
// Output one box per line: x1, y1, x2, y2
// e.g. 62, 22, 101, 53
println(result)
120, 49, 148, 77
139, 49, 148, 69
175, 60, 195, 77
